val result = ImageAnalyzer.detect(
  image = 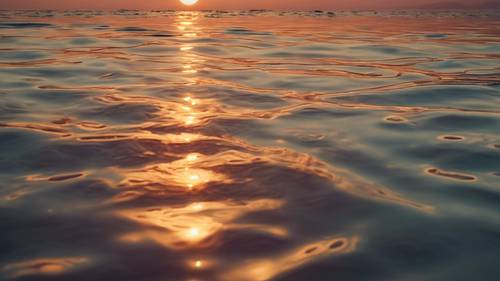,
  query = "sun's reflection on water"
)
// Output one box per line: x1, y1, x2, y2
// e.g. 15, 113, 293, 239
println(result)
177, 12, 202, 76
117, 199, 284, 249
119, 151, 227, 191
168, 94, 214, 128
